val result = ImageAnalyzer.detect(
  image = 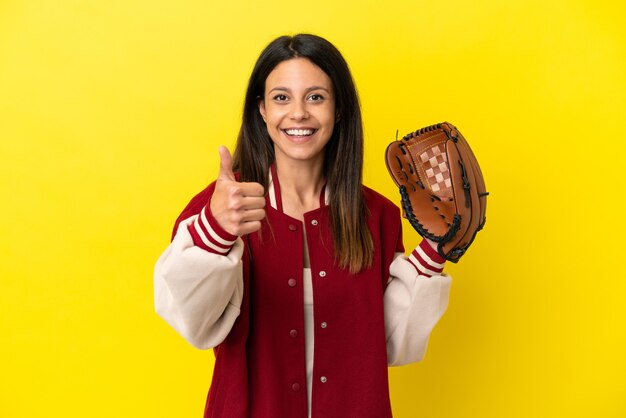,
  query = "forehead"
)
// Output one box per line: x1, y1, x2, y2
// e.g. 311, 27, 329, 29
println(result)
265, 58, 333, 91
